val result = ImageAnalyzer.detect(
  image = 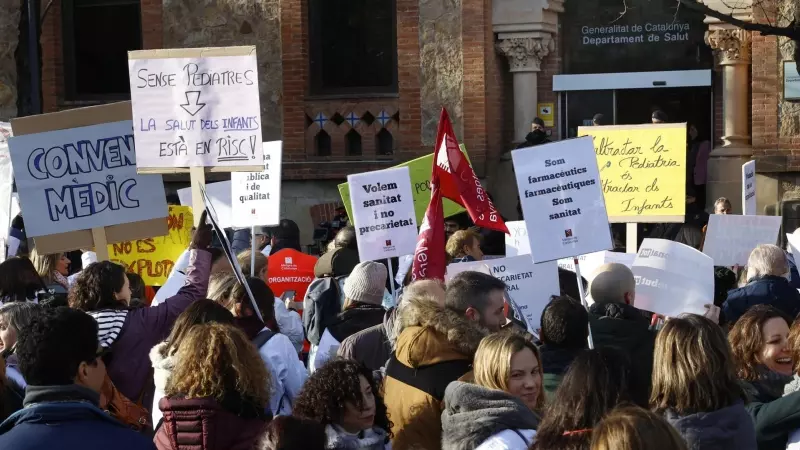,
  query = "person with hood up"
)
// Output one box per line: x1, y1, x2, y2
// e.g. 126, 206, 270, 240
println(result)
651, 314, 755, 450
310, 261, 389, 373
724, 244, 800, 324
441, 333, 542, 449
516, 117, 550, 149
294, 359, 392, 450
155, 322, 271, 450
587, 263, 654, 405
729, 305, 800, 450
538, 295, 588, 400
68, 211, 213, 416
0, 307, 156, 450
149, 300, 235, 426
383, 271, 502, 450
